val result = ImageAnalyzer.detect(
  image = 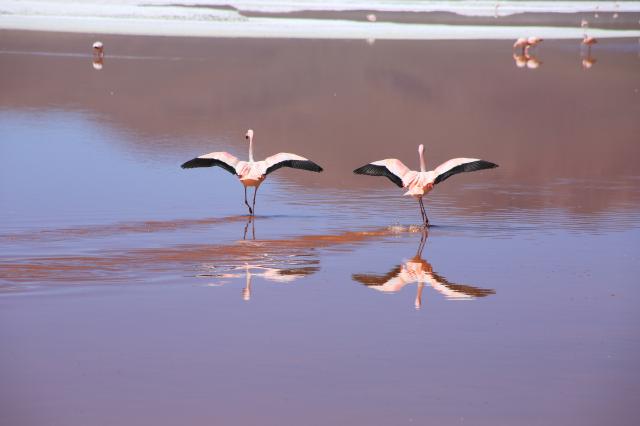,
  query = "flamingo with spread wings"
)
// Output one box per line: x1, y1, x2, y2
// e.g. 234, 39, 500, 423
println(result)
182, 129, 323, 215
353, 144, 498, 226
